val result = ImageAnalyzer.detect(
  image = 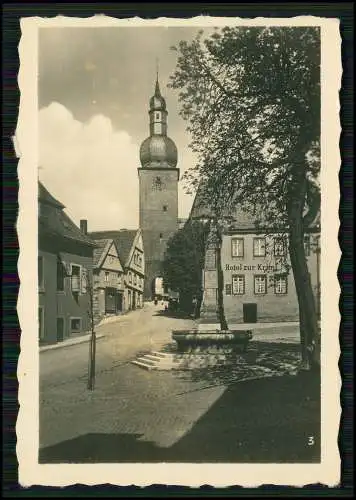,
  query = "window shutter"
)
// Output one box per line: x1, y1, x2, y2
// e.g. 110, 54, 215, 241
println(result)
81, 268, 87, 294
65, 262, 71, 276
